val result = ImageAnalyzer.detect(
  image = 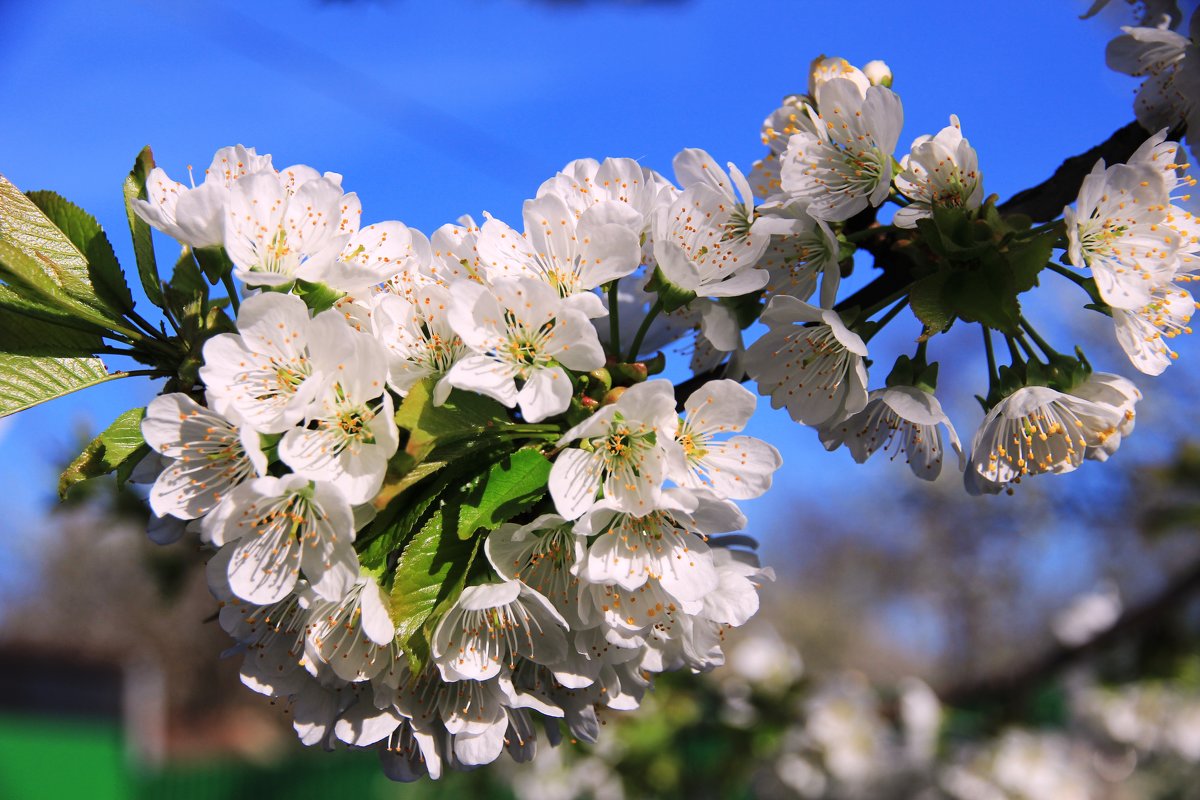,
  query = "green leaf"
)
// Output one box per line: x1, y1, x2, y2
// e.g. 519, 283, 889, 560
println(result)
0, 305, 123, 417
394, 380, 509, 464
454, 448, 551, 540
0, 174, 133, 336
26, 190, 134, 316
57, 407, 146, 499
115, 443, 151, 489
943, 266, 1021, 334
1007, 229, 1058, 294
907, 273, 954, 333
388, 498, 483, 649
357, 440, 515, 572
123, 146, 164, 309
